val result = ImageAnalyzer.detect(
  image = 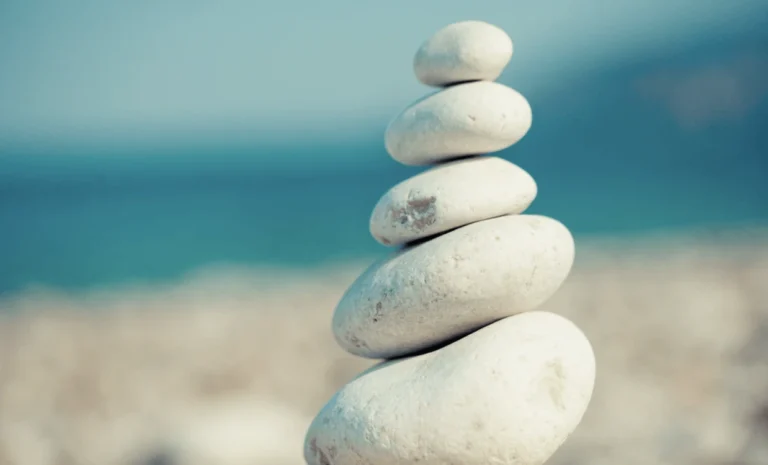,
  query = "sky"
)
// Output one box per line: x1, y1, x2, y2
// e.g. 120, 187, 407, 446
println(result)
1, 0, 766, 154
